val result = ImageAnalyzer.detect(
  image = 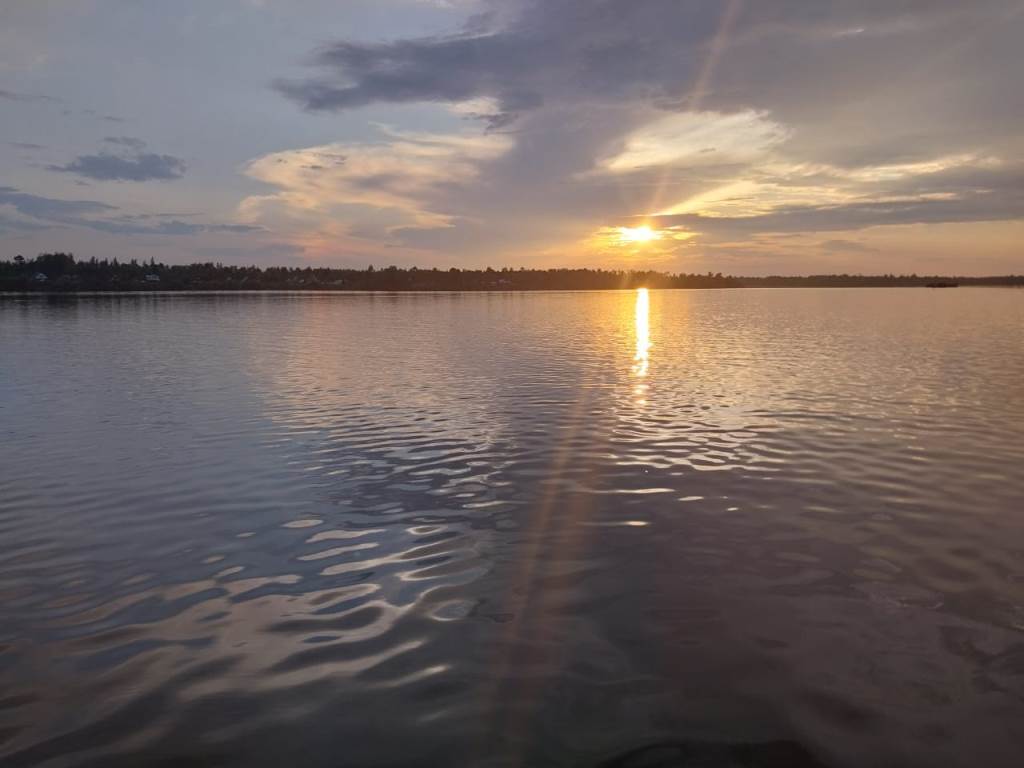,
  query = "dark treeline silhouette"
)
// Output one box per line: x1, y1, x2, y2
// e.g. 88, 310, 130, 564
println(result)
1, 253, 1021, 292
